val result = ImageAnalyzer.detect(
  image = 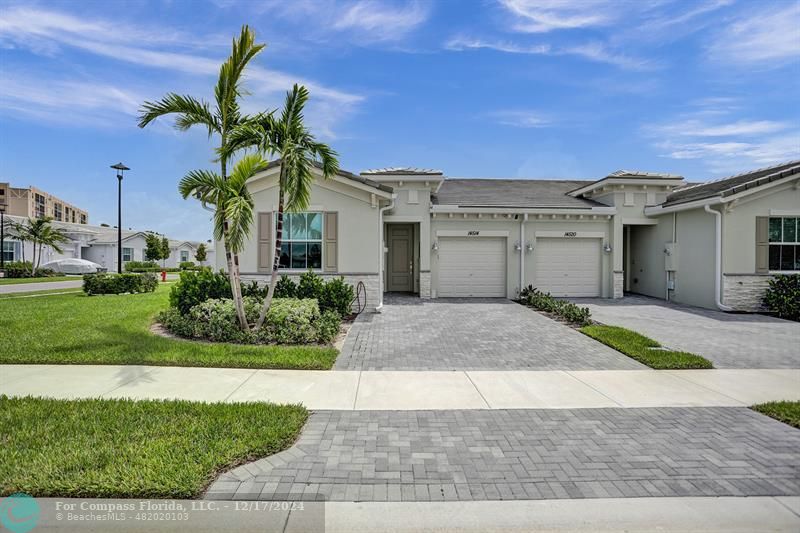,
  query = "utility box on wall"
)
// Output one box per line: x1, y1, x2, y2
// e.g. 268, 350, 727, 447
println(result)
664, 242, 678, 271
